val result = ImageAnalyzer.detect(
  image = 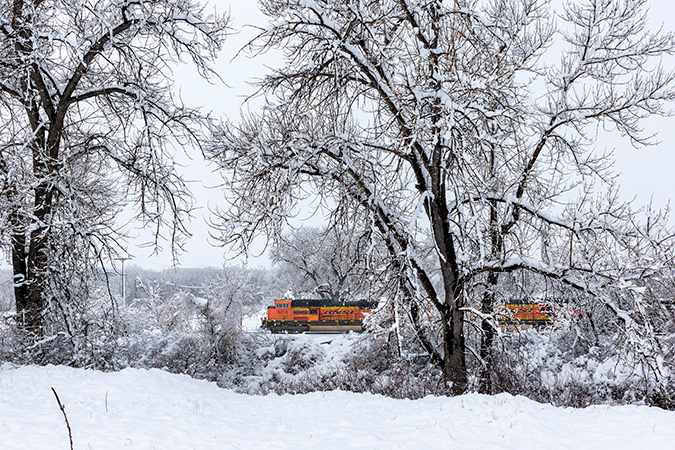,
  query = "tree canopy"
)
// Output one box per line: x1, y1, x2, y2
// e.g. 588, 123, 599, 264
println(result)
210, 0, 675, 394
0, 0, 228, 336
